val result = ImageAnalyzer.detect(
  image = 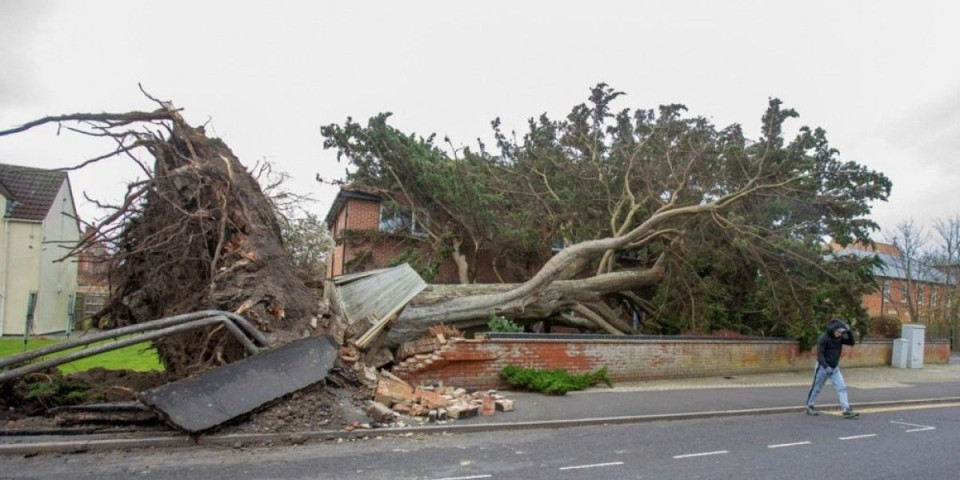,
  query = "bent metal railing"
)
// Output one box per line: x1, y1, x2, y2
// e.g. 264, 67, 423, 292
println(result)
0, 310, 268, 383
